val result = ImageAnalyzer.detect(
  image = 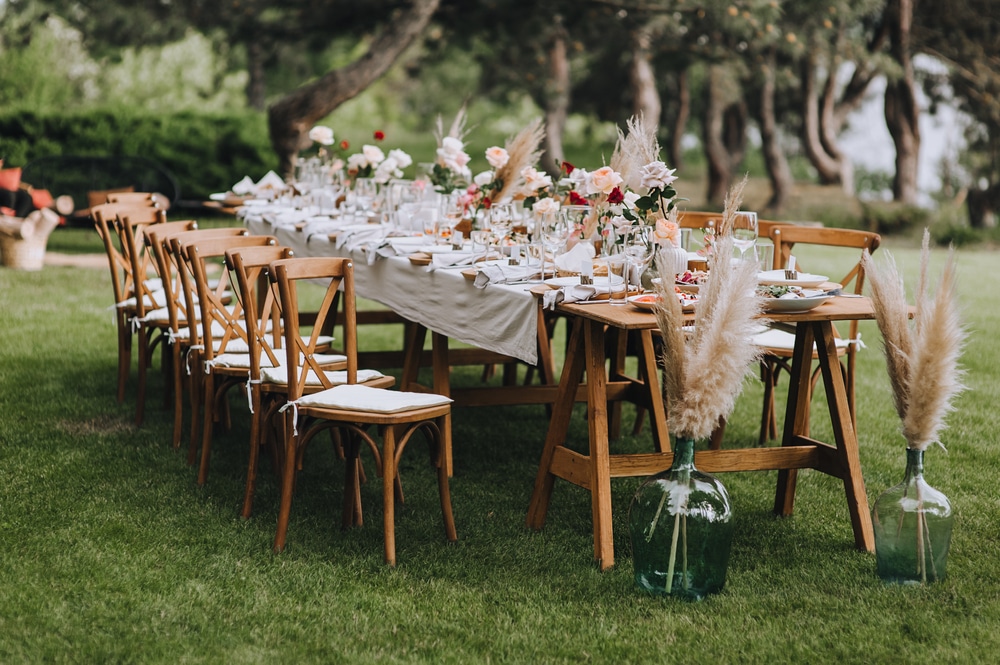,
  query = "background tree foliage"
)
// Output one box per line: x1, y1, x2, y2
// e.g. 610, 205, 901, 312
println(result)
2, 0, 999, 225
